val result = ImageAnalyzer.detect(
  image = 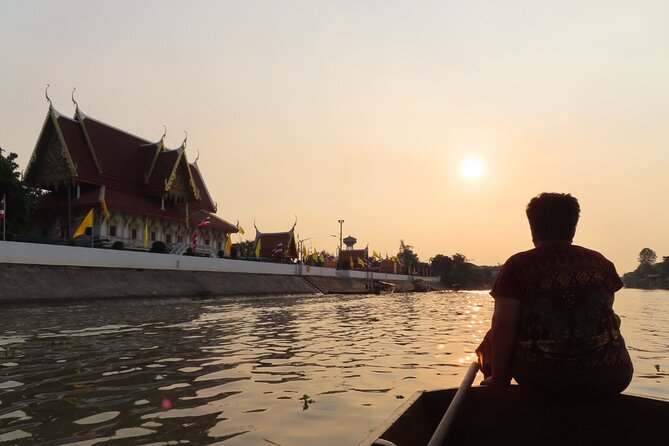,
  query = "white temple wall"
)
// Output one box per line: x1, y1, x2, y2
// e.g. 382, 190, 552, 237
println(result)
0, 241, 441, 283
